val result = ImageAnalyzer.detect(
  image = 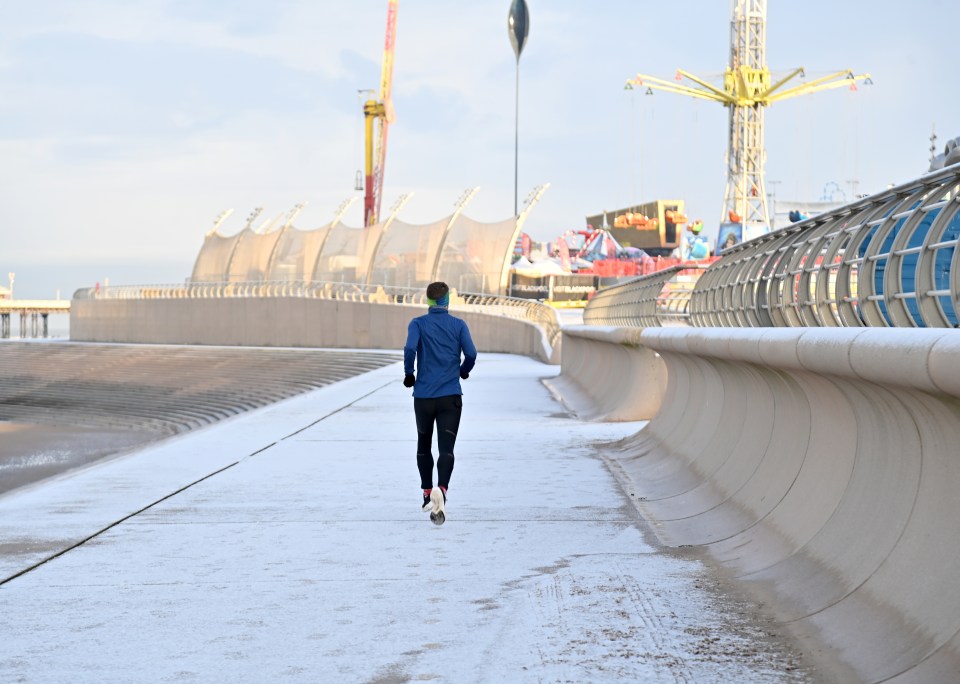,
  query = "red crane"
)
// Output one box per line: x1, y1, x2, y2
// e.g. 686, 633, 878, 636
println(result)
363, 0, 399, 227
